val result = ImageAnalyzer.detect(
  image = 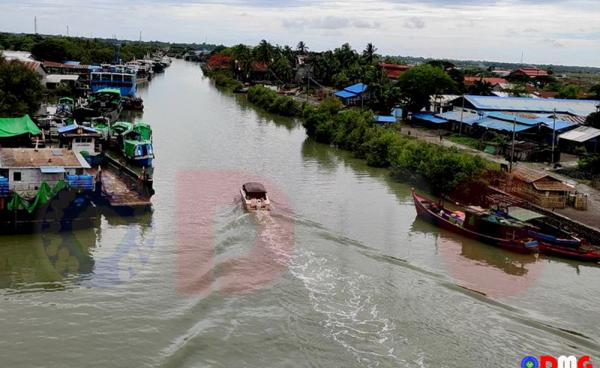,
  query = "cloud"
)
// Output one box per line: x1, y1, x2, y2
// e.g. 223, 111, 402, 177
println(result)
403, 17, 425, 29
541, 38, 565, 48
282, 16, 380, 30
